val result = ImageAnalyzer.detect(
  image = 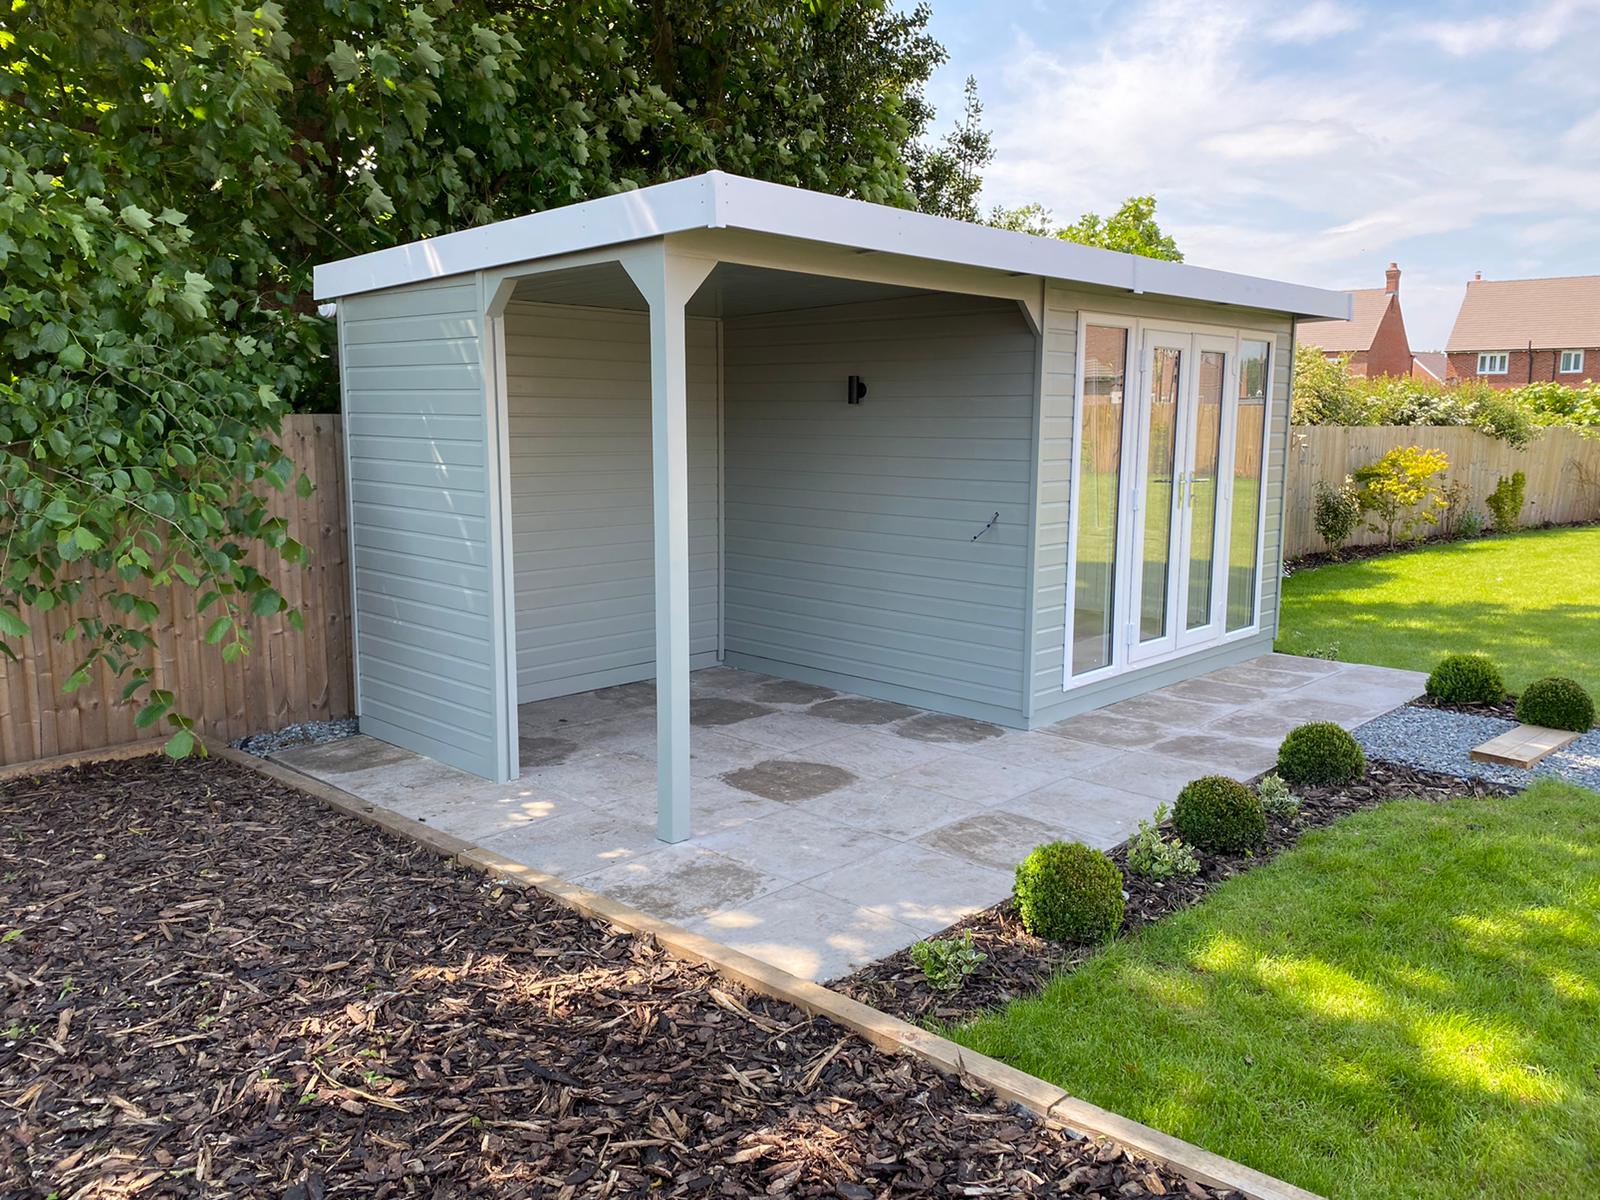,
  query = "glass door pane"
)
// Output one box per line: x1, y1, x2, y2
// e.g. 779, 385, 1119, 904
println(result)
1185, 349, 1226, 630
1139, 343, 1182, 643
1226, 339, 1271, 631
1071, 325, 1129, 676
